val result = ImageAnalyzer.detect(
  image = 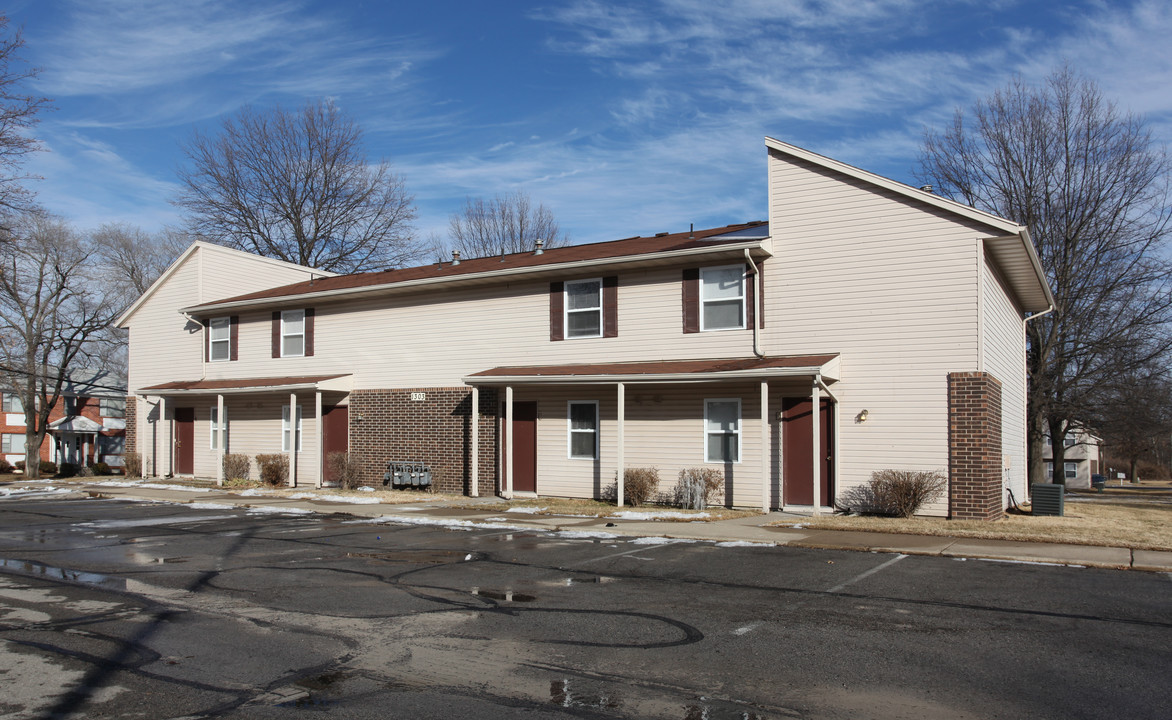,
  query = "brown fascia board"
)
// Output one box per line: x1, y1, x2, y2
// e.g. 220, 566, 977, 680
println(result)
182, 223, 771, 316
